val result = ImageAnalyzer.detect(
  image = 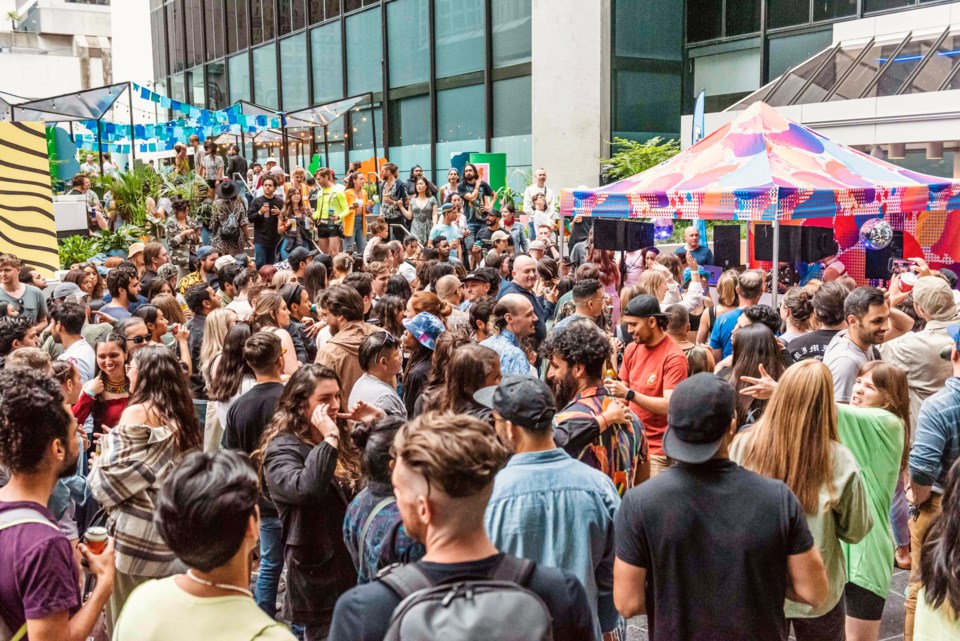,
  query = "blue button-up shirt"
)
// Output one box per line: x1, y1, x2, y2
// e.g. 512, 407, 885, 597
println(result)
910, 377, 960, 492
484, 448, 621, 640
480, 329, 531, 377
